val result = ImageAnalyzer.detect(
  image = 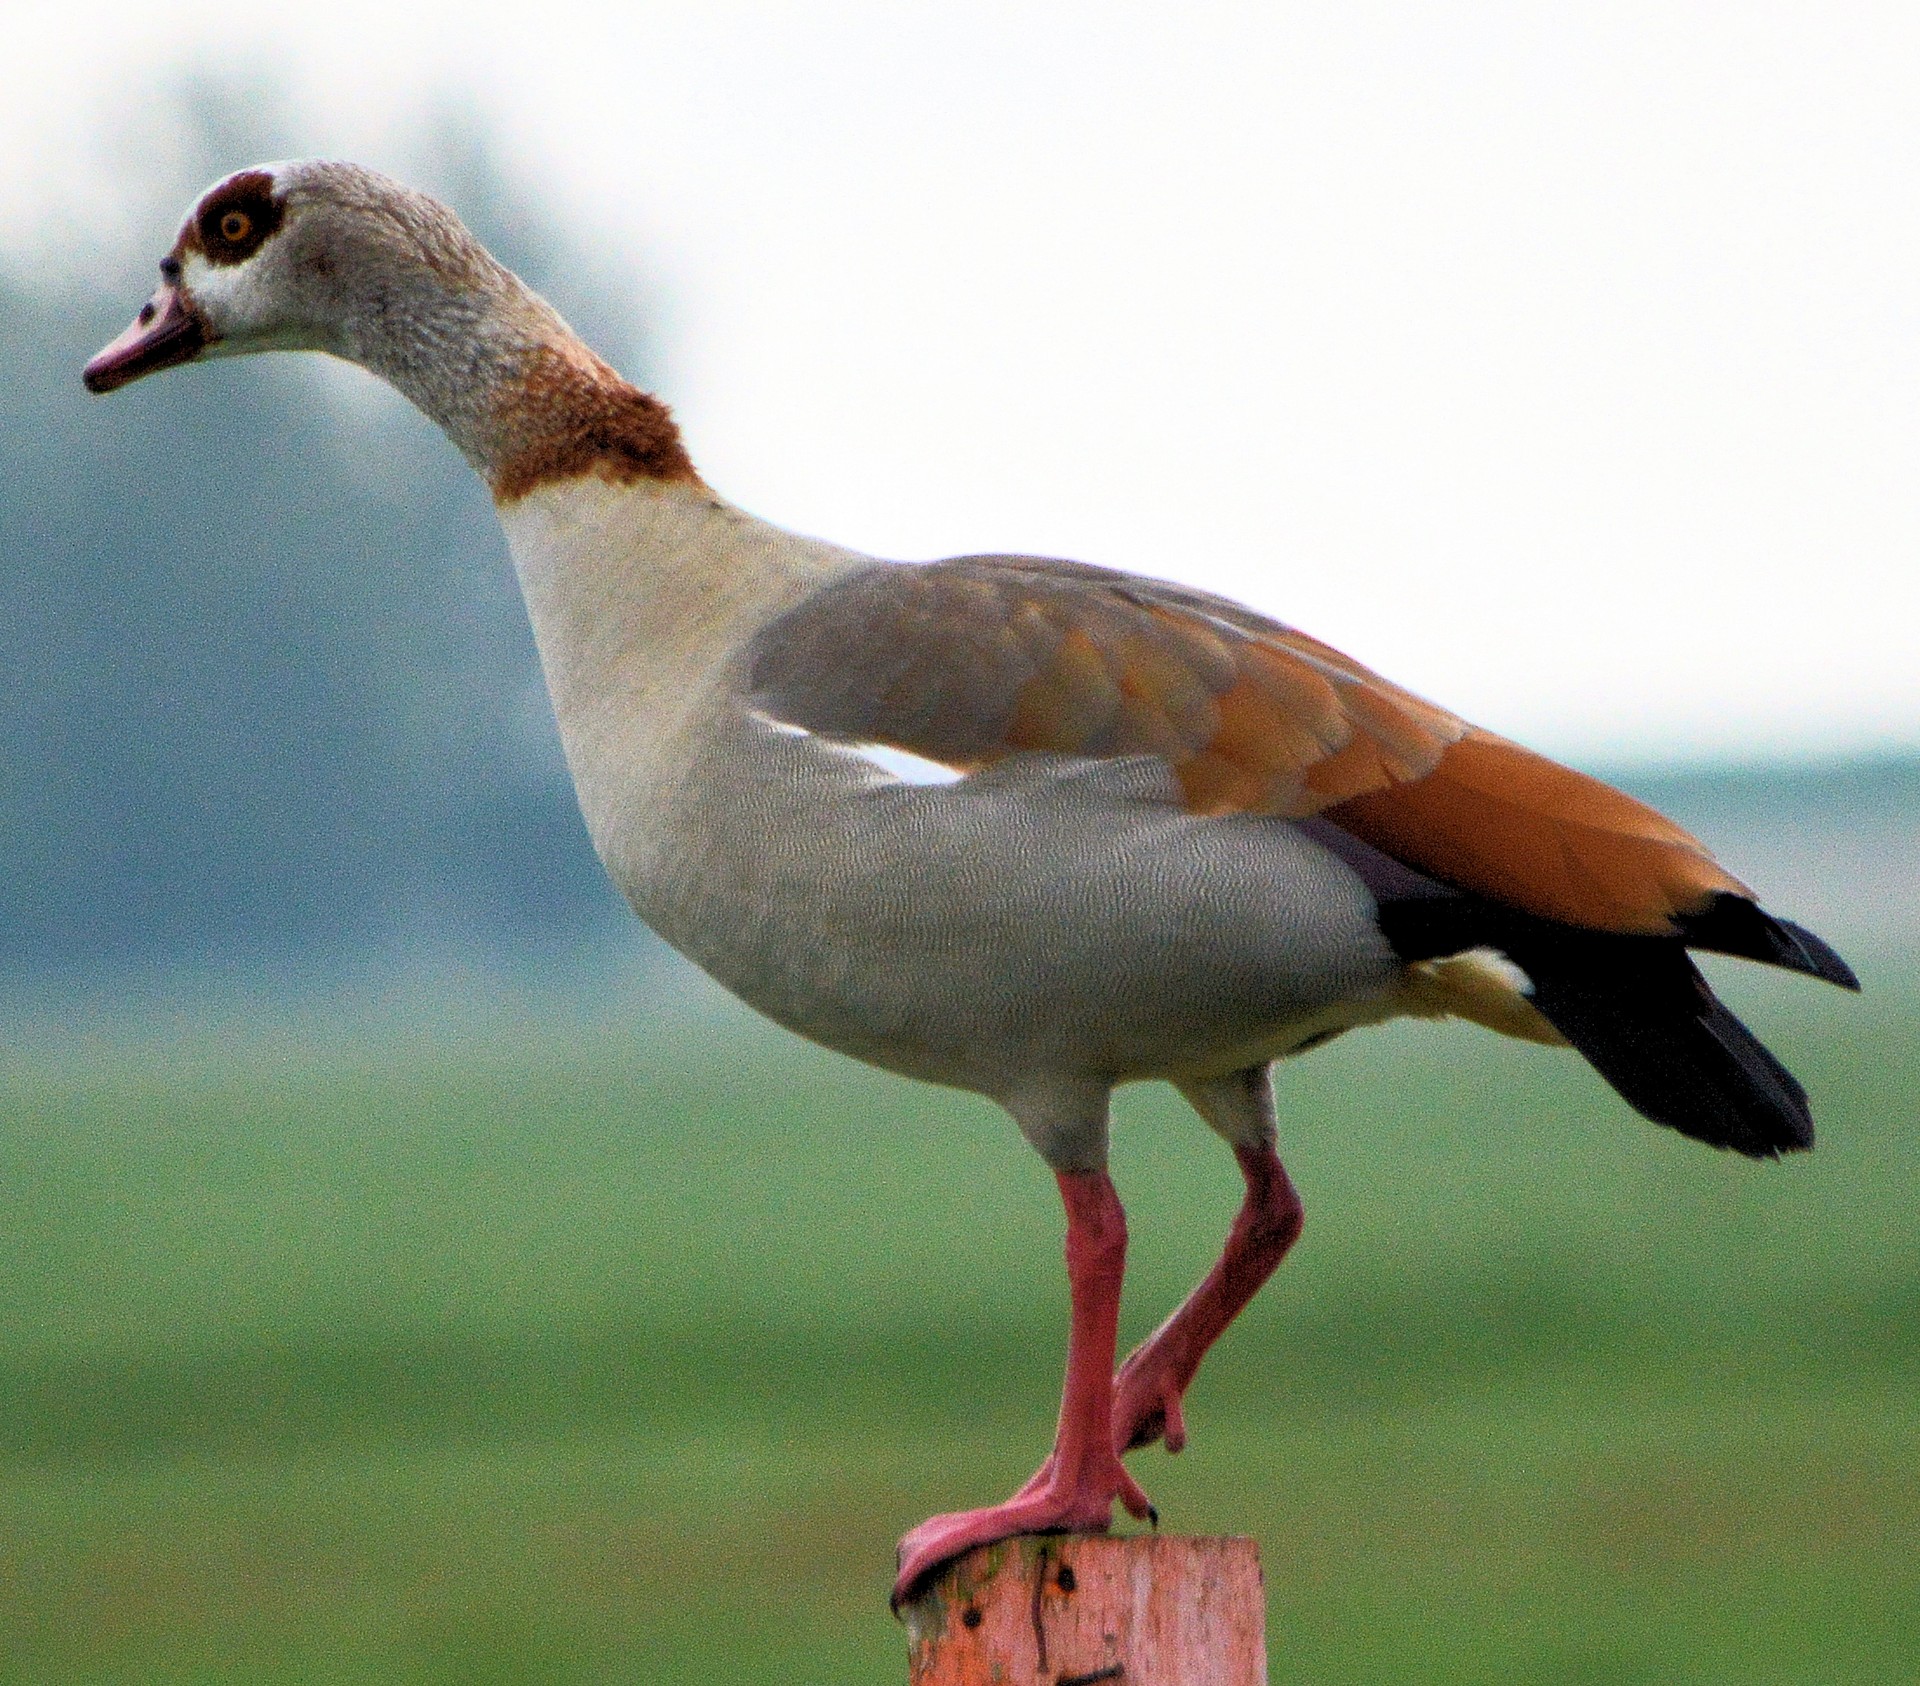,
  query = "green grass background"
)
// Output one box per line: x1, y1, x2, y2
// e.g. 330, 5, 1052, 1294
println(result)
1, 960, 1914, 1683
